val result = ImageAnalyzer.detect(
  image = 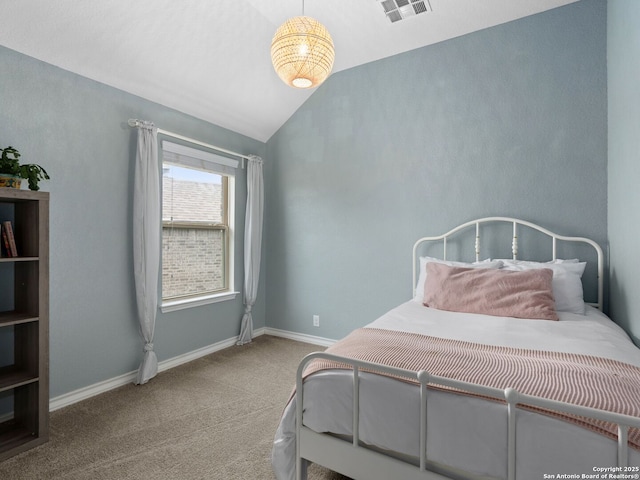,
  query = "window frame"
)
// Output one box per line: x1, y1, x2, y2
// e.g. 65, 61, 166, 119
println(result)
159, 140, 239, 313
